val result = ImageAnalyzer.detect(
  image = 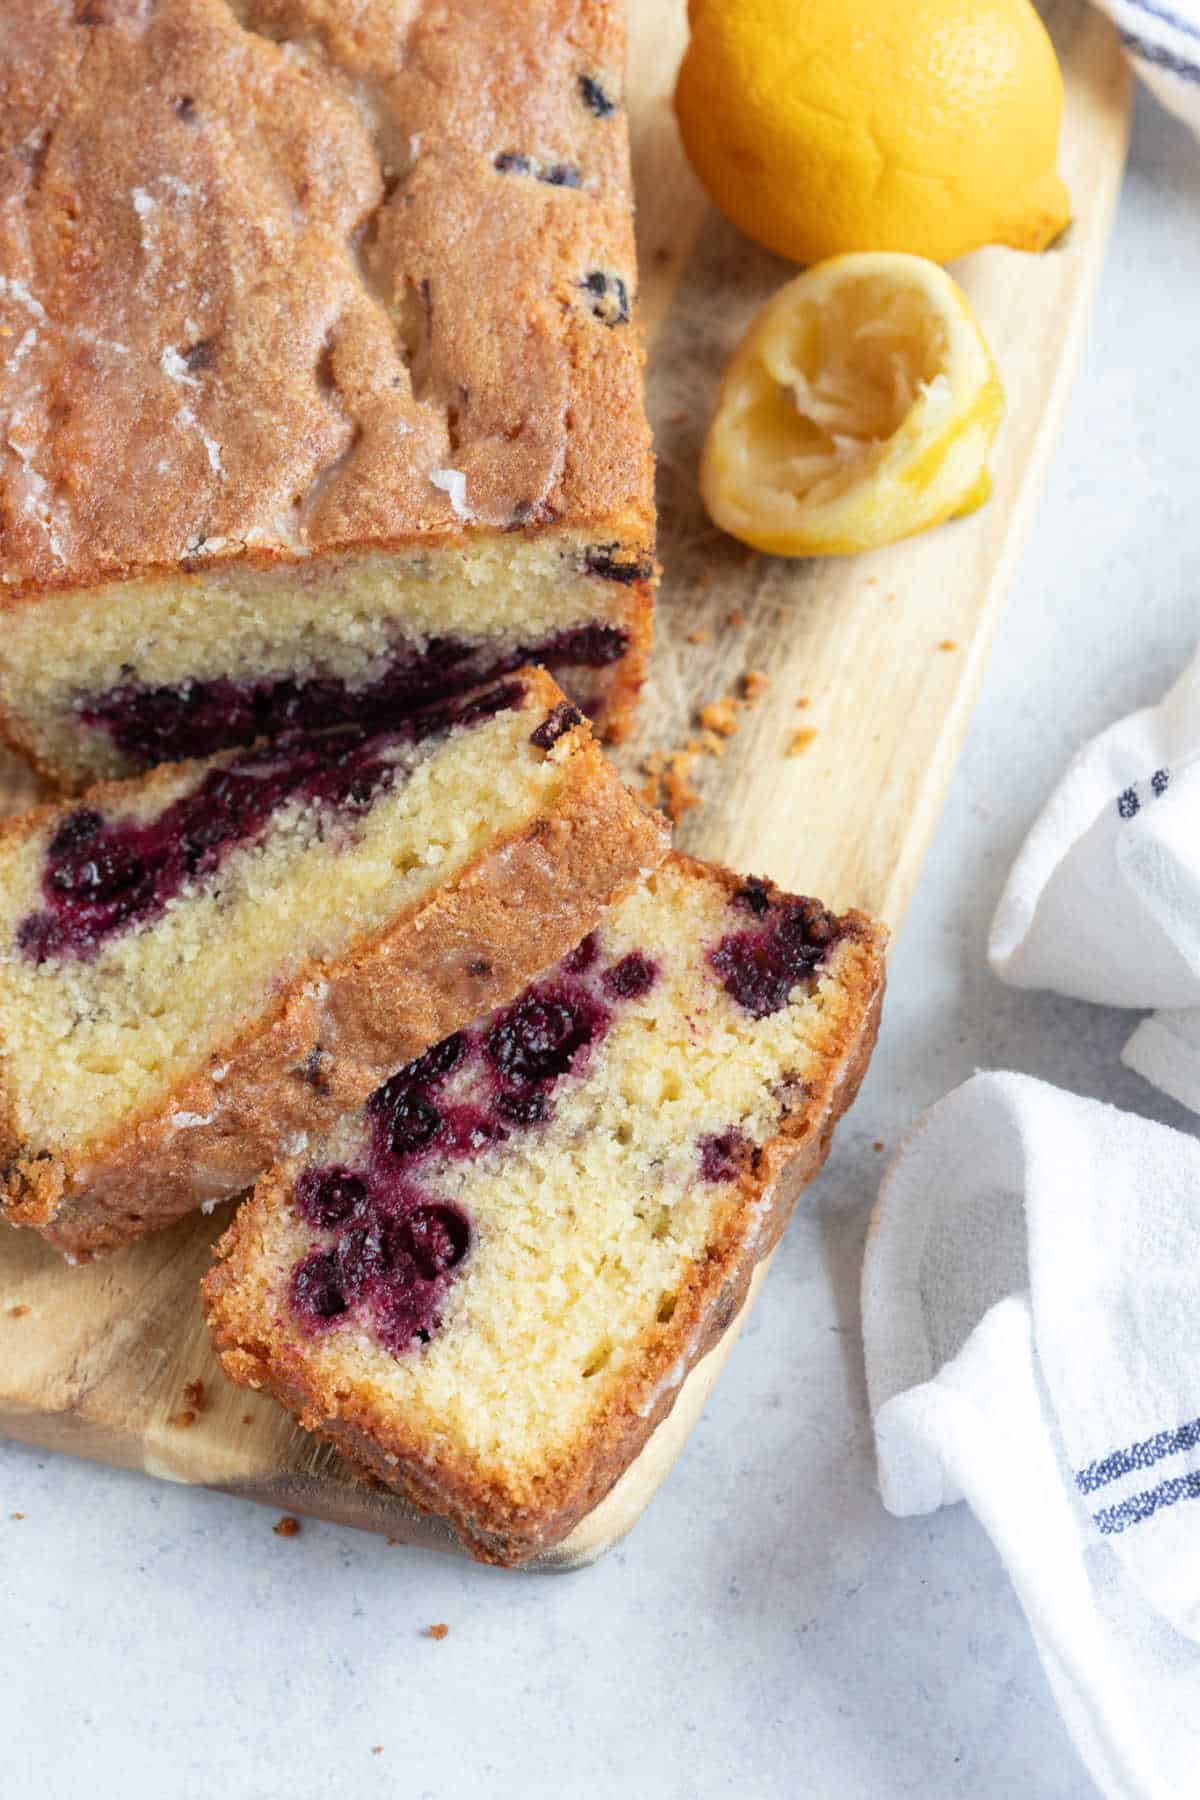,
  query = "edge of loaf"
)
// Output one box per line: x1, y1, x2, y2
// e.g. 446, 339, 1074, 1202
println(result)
0, 0, 656, 783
